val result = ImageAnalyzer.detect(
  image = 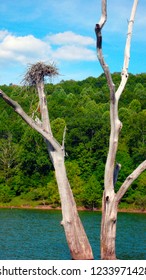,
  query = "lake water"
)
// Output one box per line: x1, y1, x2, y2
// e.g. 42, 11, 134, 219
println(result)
0, 209, 145, 260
